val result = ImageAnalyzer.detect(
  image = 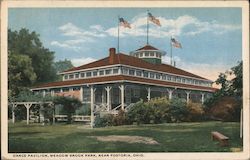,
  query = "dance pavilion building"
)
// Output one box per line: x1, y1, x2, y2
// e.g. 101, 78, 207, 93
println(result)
32, 45, 216, 120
